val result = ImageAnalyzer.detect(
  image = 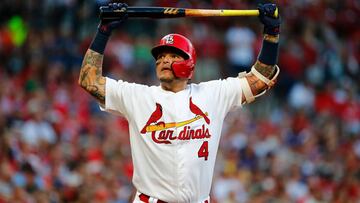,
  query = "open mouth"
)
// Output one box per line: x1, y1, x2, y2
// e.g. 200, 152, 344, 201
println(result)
161, 67, 172, 71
